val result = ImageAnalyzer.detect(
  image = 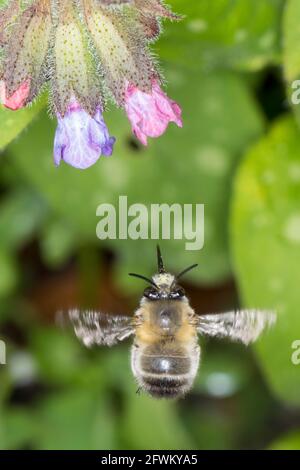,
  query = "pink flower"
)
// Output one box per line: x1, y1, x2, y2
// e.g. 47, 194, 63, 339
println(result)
124, 80, 182, 145
0, 80, 30, 111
